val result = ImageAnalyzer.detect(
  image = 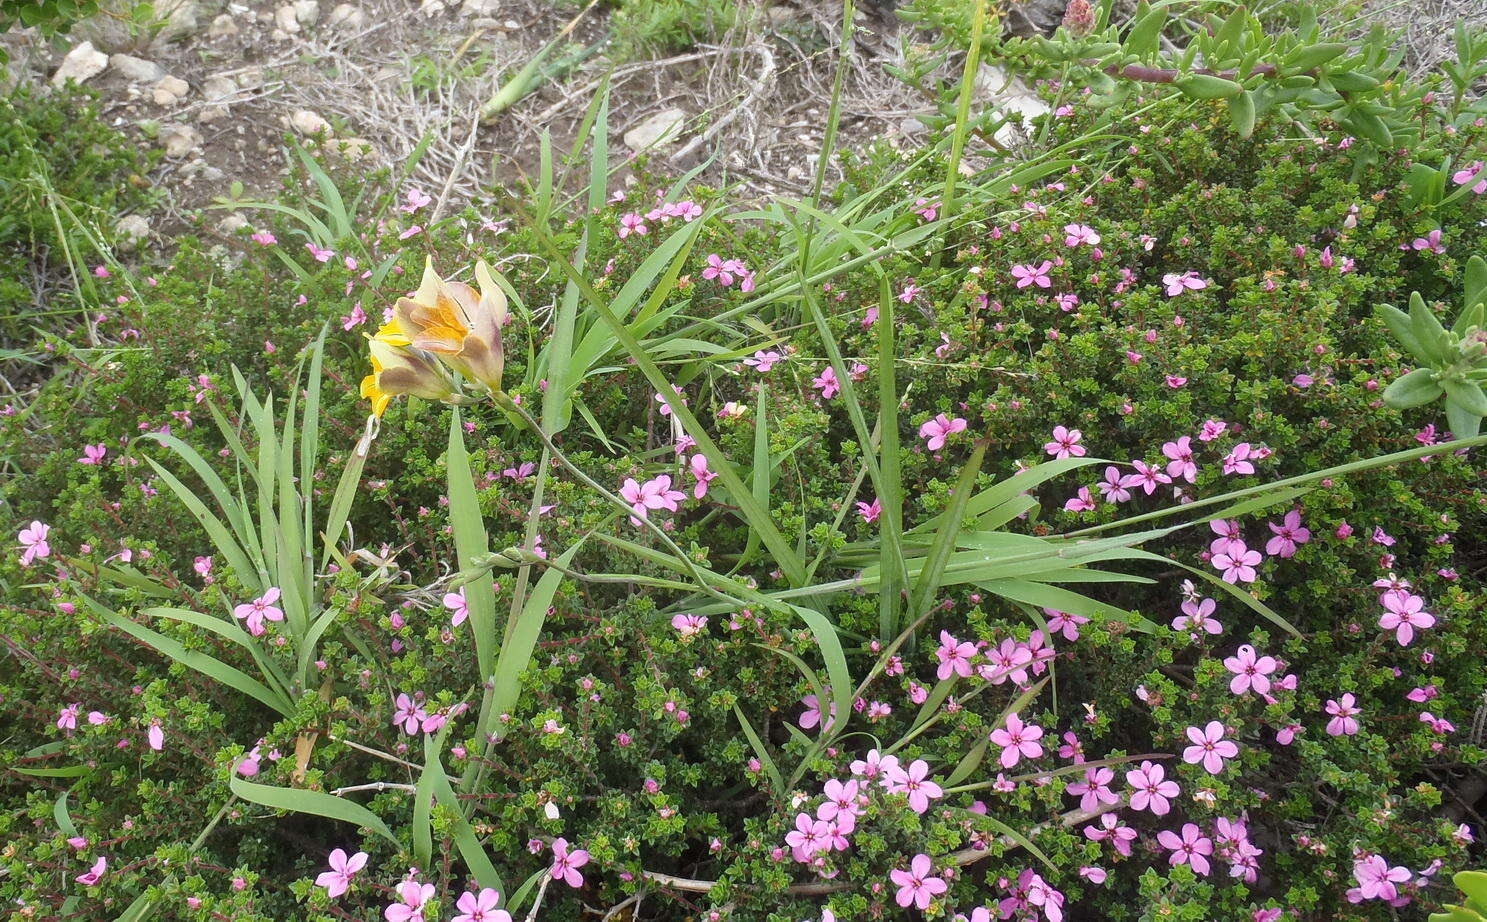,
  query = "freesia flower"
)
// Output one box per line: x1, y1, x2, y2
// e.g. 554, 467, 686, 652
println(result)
380, 257, 508, 395
550, 837, 589, 887
889, 854, 947, 910
315, 849, 367, 899
918, 413, 967, 450
1182, 721, 1239, 774
360, 337, 455, 418
233, 587, 284, 637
